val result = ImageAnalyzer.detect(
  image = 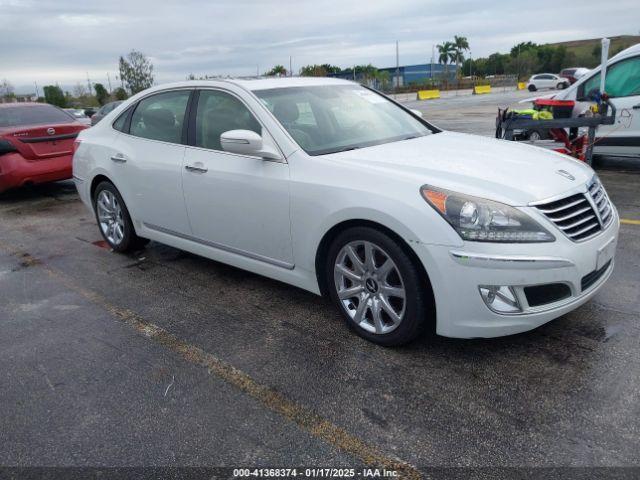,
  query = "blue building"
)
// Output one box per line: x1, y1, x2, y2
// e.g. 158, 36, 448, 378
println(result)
378, 63, 458, 87
331, 63, 458, 88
